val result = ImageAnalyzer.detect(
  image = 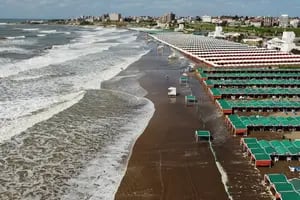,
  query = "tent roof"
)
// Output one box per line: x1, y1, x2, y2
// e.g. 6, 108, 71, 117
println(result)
290, 179, 300, 192
273, 182, 295, 193
196, 130, 211, 137
253, 153, 271, 161
266, 174, 288, 184
186, 95, 196, 100
280, 192, 300, 200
